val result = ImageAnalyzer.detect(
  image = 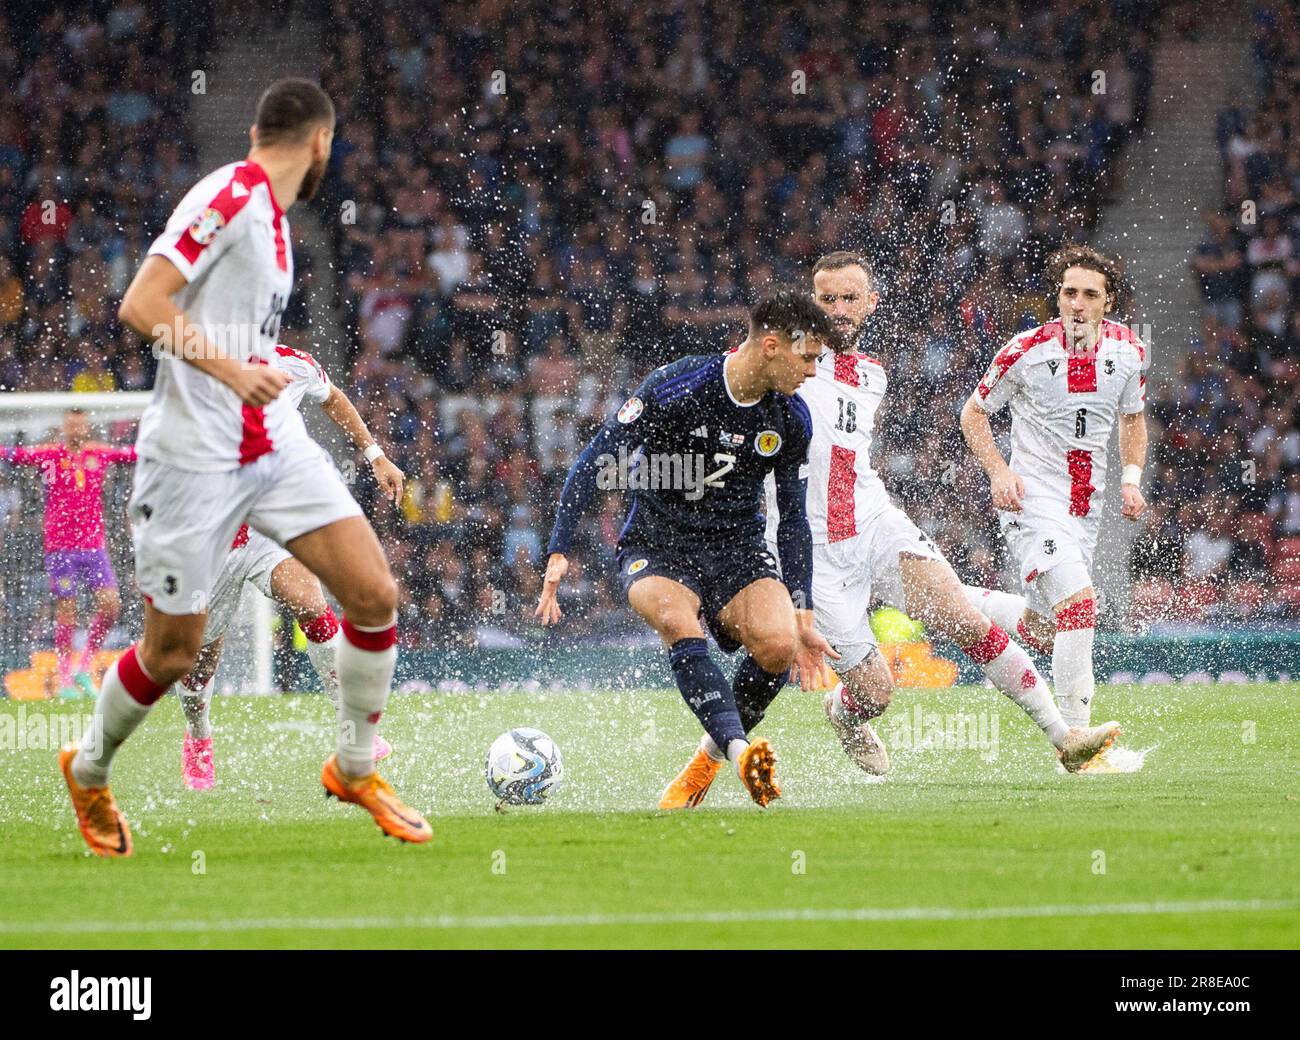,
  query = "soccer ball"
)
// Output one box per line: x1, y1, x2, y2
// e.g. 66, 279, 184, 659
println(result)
485, 728, 564, 805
